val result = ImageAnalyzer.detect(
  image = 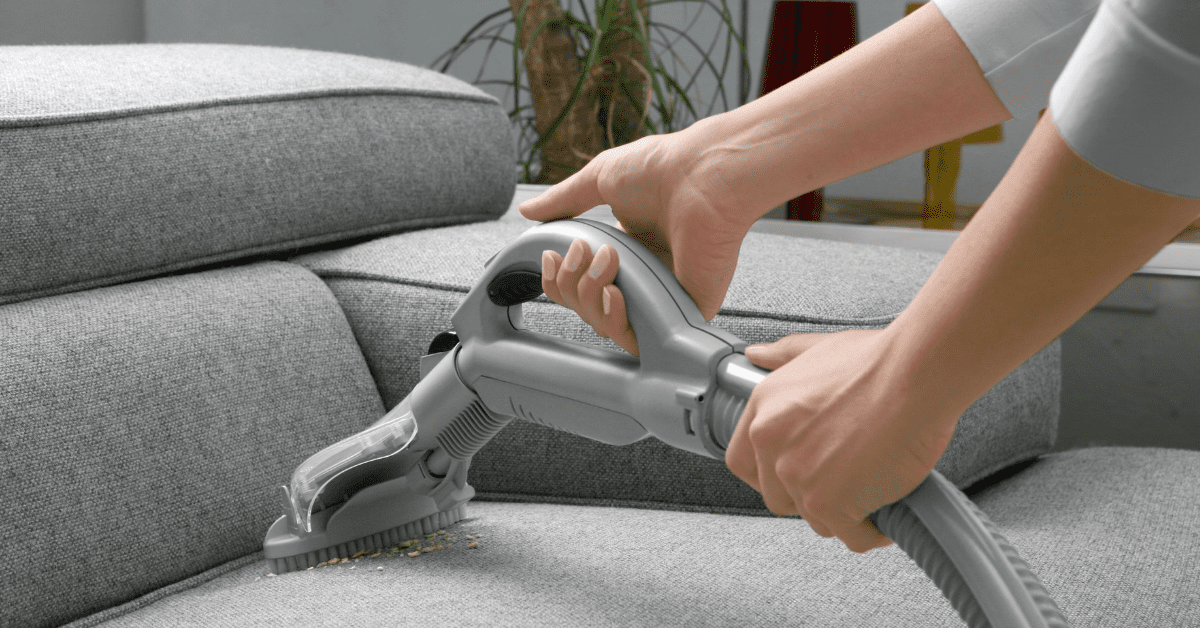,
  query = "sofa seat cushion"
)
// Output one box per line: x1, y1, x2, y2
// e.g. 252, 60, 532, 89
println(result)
0, 44, 515, 305
288, 191, 1060, 511
1, 262, 387, 628
73, 447, 1200, 628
